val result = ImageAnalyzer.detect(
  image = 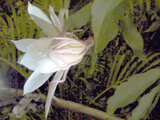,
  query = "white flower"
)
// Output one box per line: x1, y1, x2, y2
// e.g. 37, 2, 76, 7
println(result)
11, 3, 93, 96
11, 2, 94, 118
